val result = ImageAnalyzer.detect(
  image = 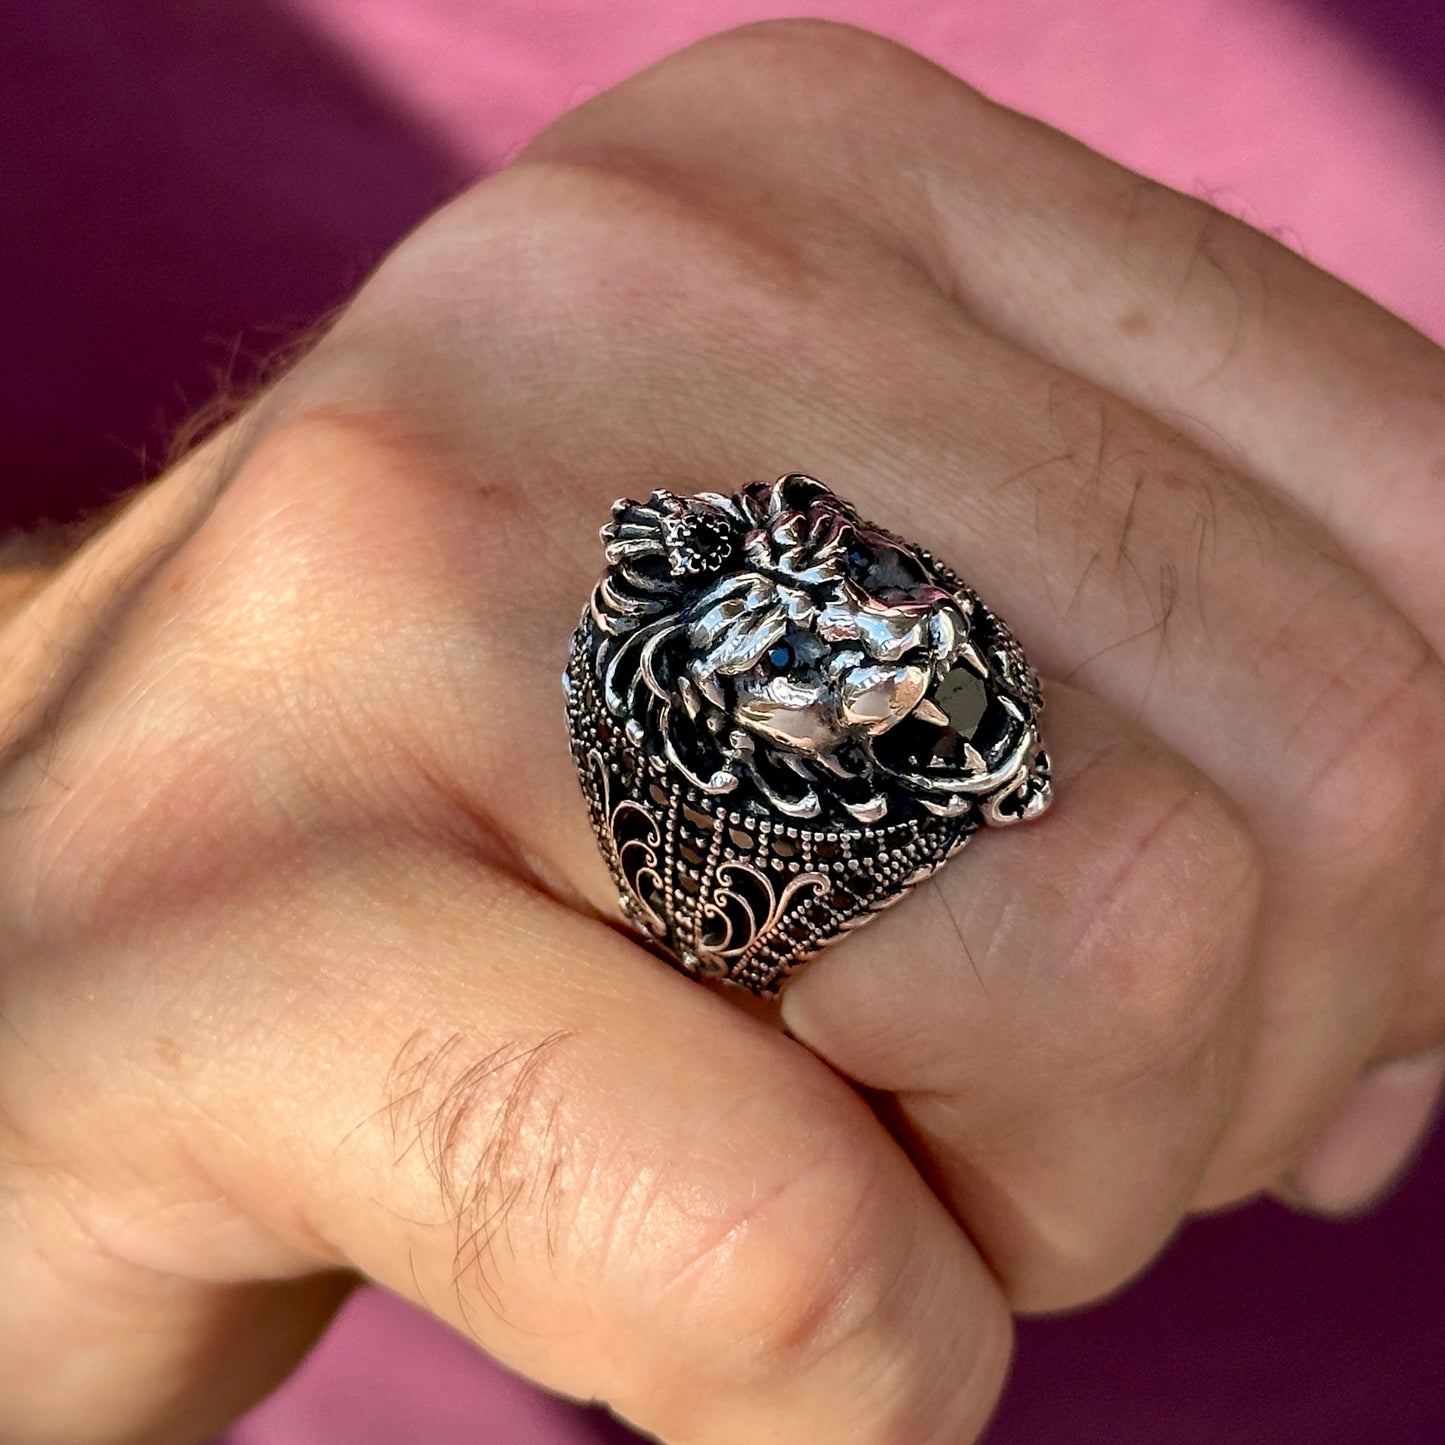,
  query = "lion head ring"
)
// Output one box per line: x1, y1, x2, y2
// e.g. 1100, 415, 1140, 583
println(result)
563, 473, 1053, 996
